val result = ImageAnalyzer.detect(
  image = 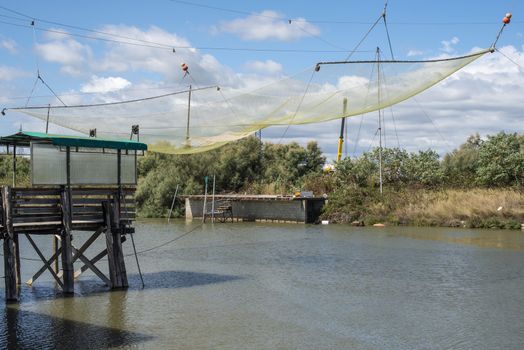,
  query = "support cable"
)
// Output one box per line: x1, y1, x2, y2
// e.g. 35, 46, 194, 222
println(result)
344, 13, 383, 61
277, 69, 316, 144
353, 59, 377, 156
382, 1, 395, 60
496, 48, 524, 72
